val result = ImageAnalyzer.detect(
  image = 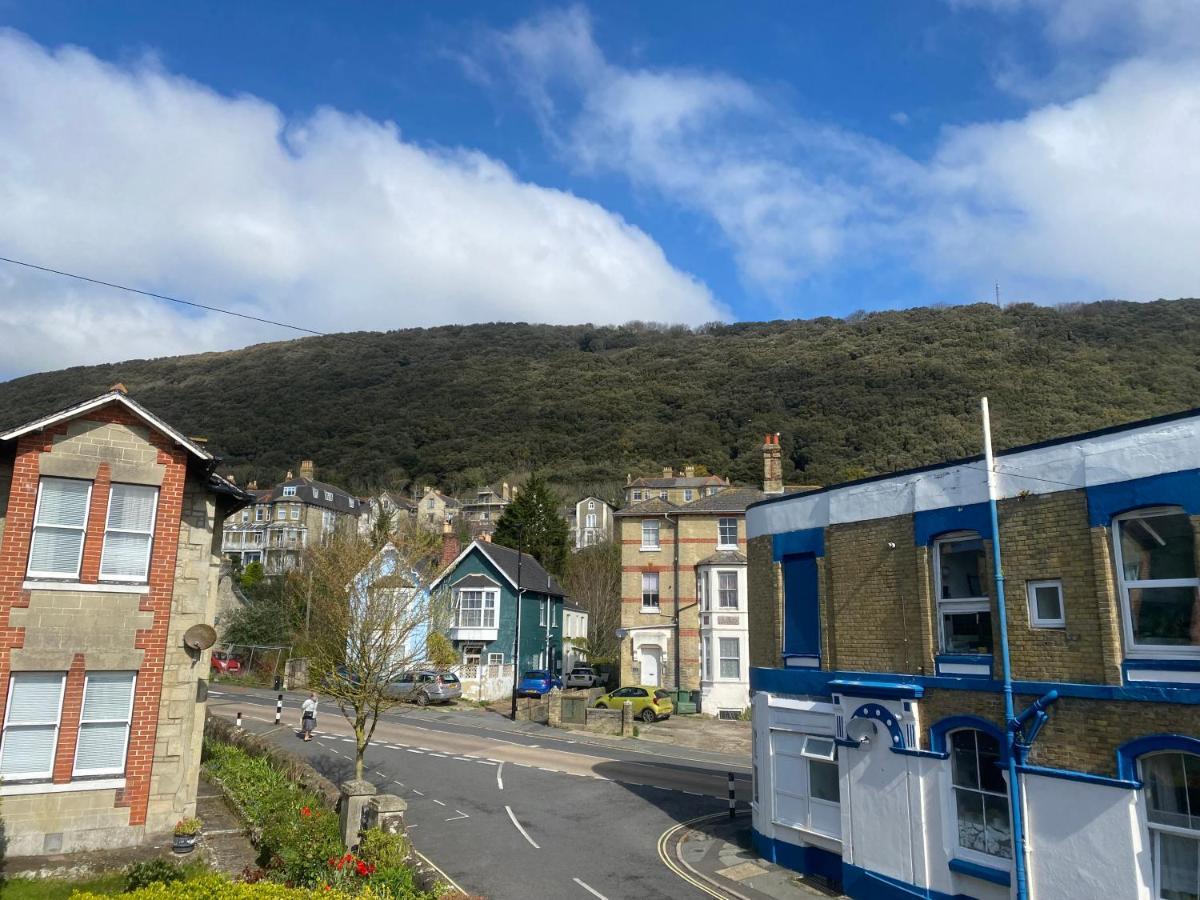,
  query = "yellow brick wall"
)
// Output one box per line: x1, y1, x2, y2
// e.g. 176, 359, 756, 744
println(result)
747, 535, 781, 669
